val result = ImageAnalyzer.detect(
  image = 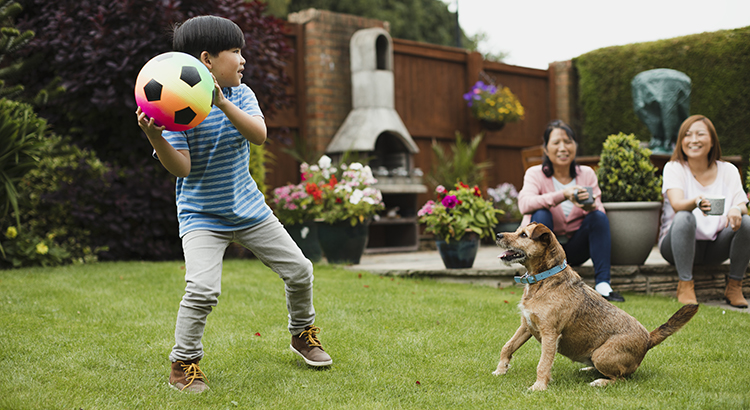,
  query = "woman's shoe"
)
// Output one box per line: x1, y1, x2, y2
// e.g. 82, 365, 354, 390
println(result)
724, 278, 748, 308
676, 280, 698, 305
